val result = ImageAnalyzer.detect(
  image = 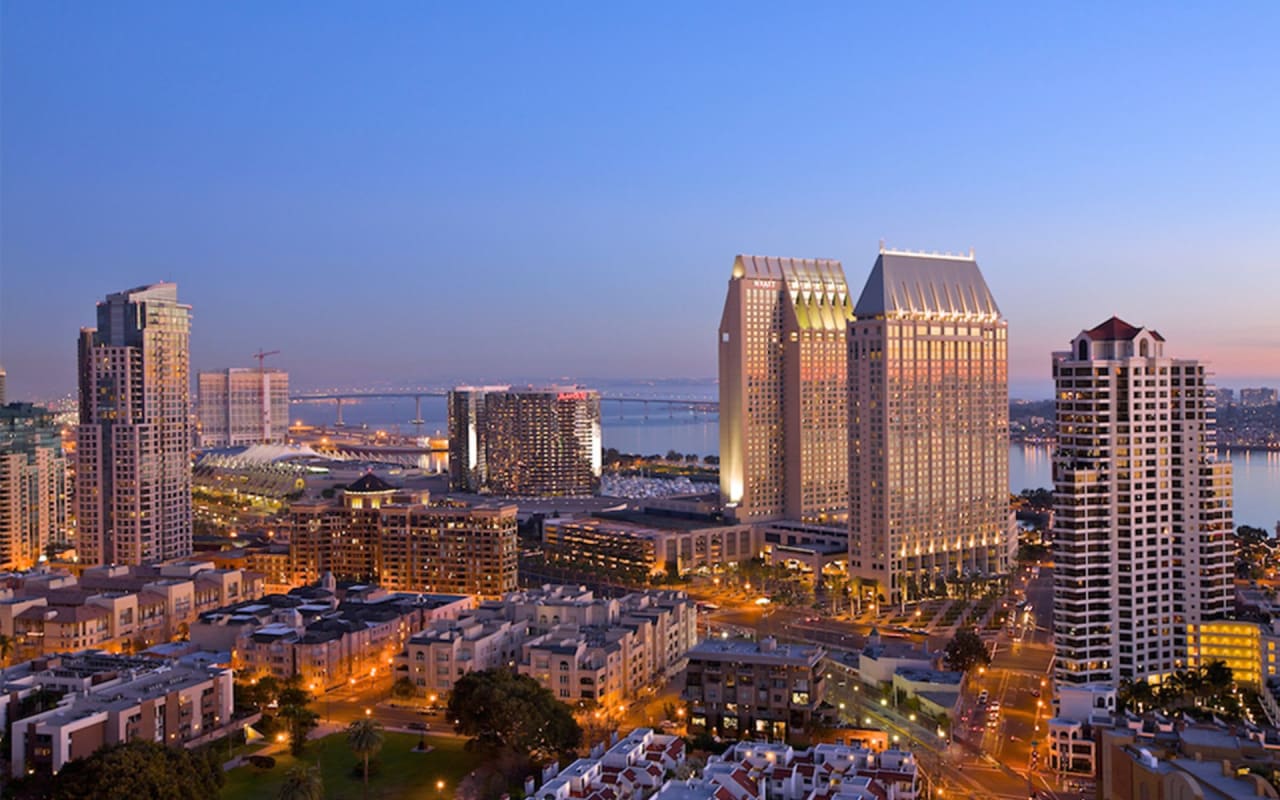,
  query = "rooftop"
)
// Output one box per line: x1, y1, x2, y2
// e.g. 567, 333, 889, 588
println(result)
345, 472, 397, 494
1083, 315, 1166, 342
688, 637, 824, 666
854, 249, 1000, 321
